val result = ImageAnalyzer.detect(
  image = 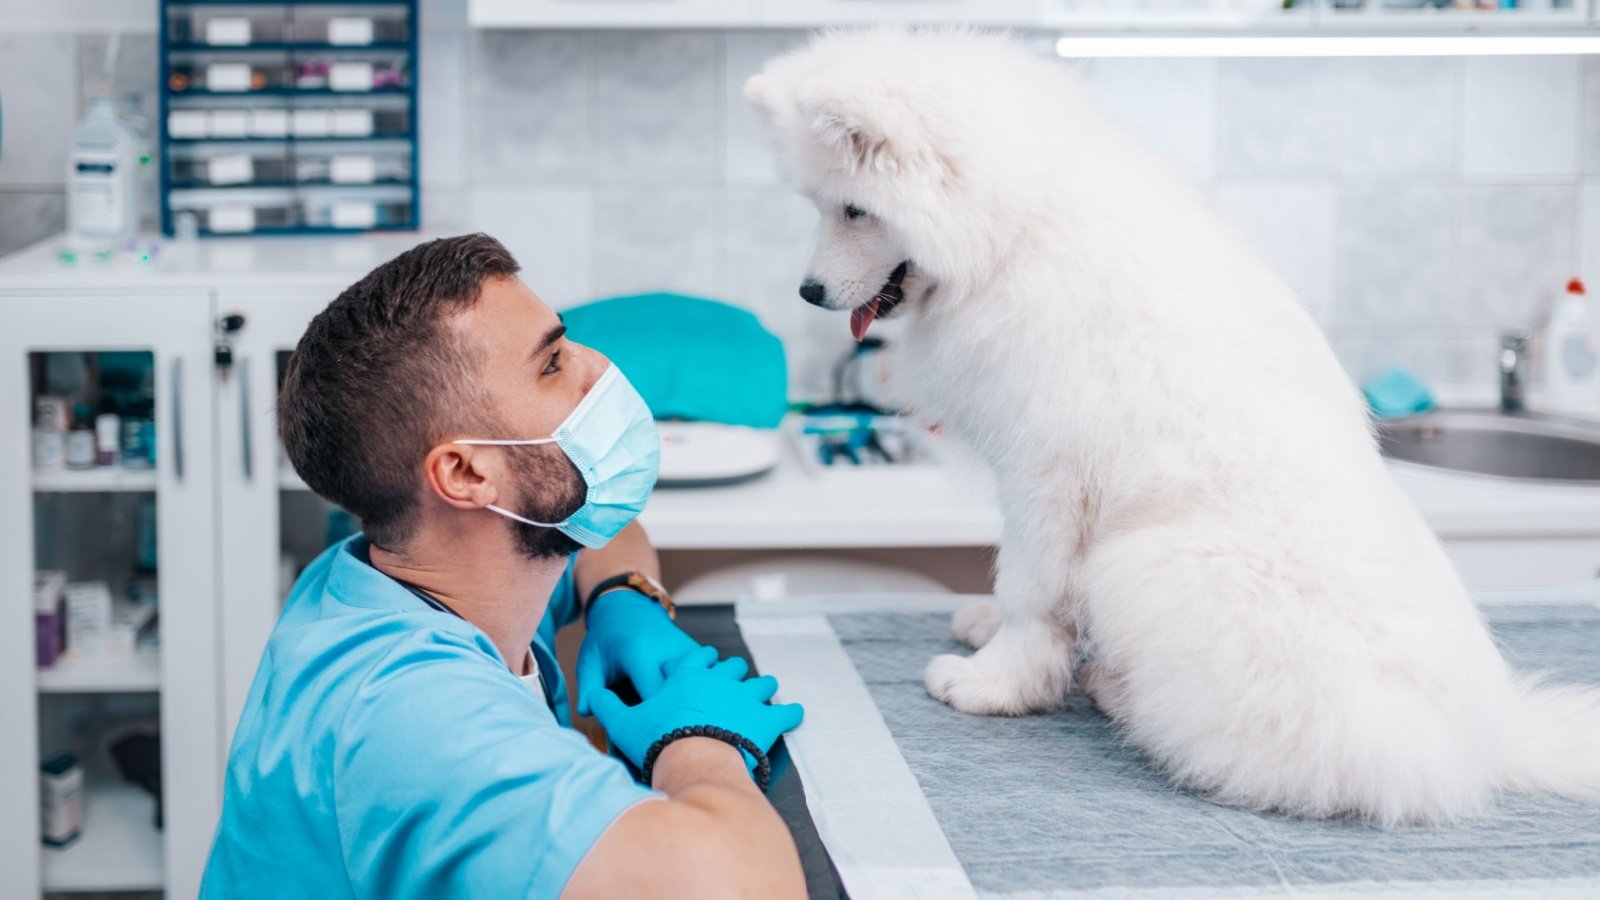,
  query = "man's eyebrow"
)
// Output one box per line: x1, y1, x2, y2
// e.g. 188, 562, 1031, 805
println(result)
530, 324, 567, 362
